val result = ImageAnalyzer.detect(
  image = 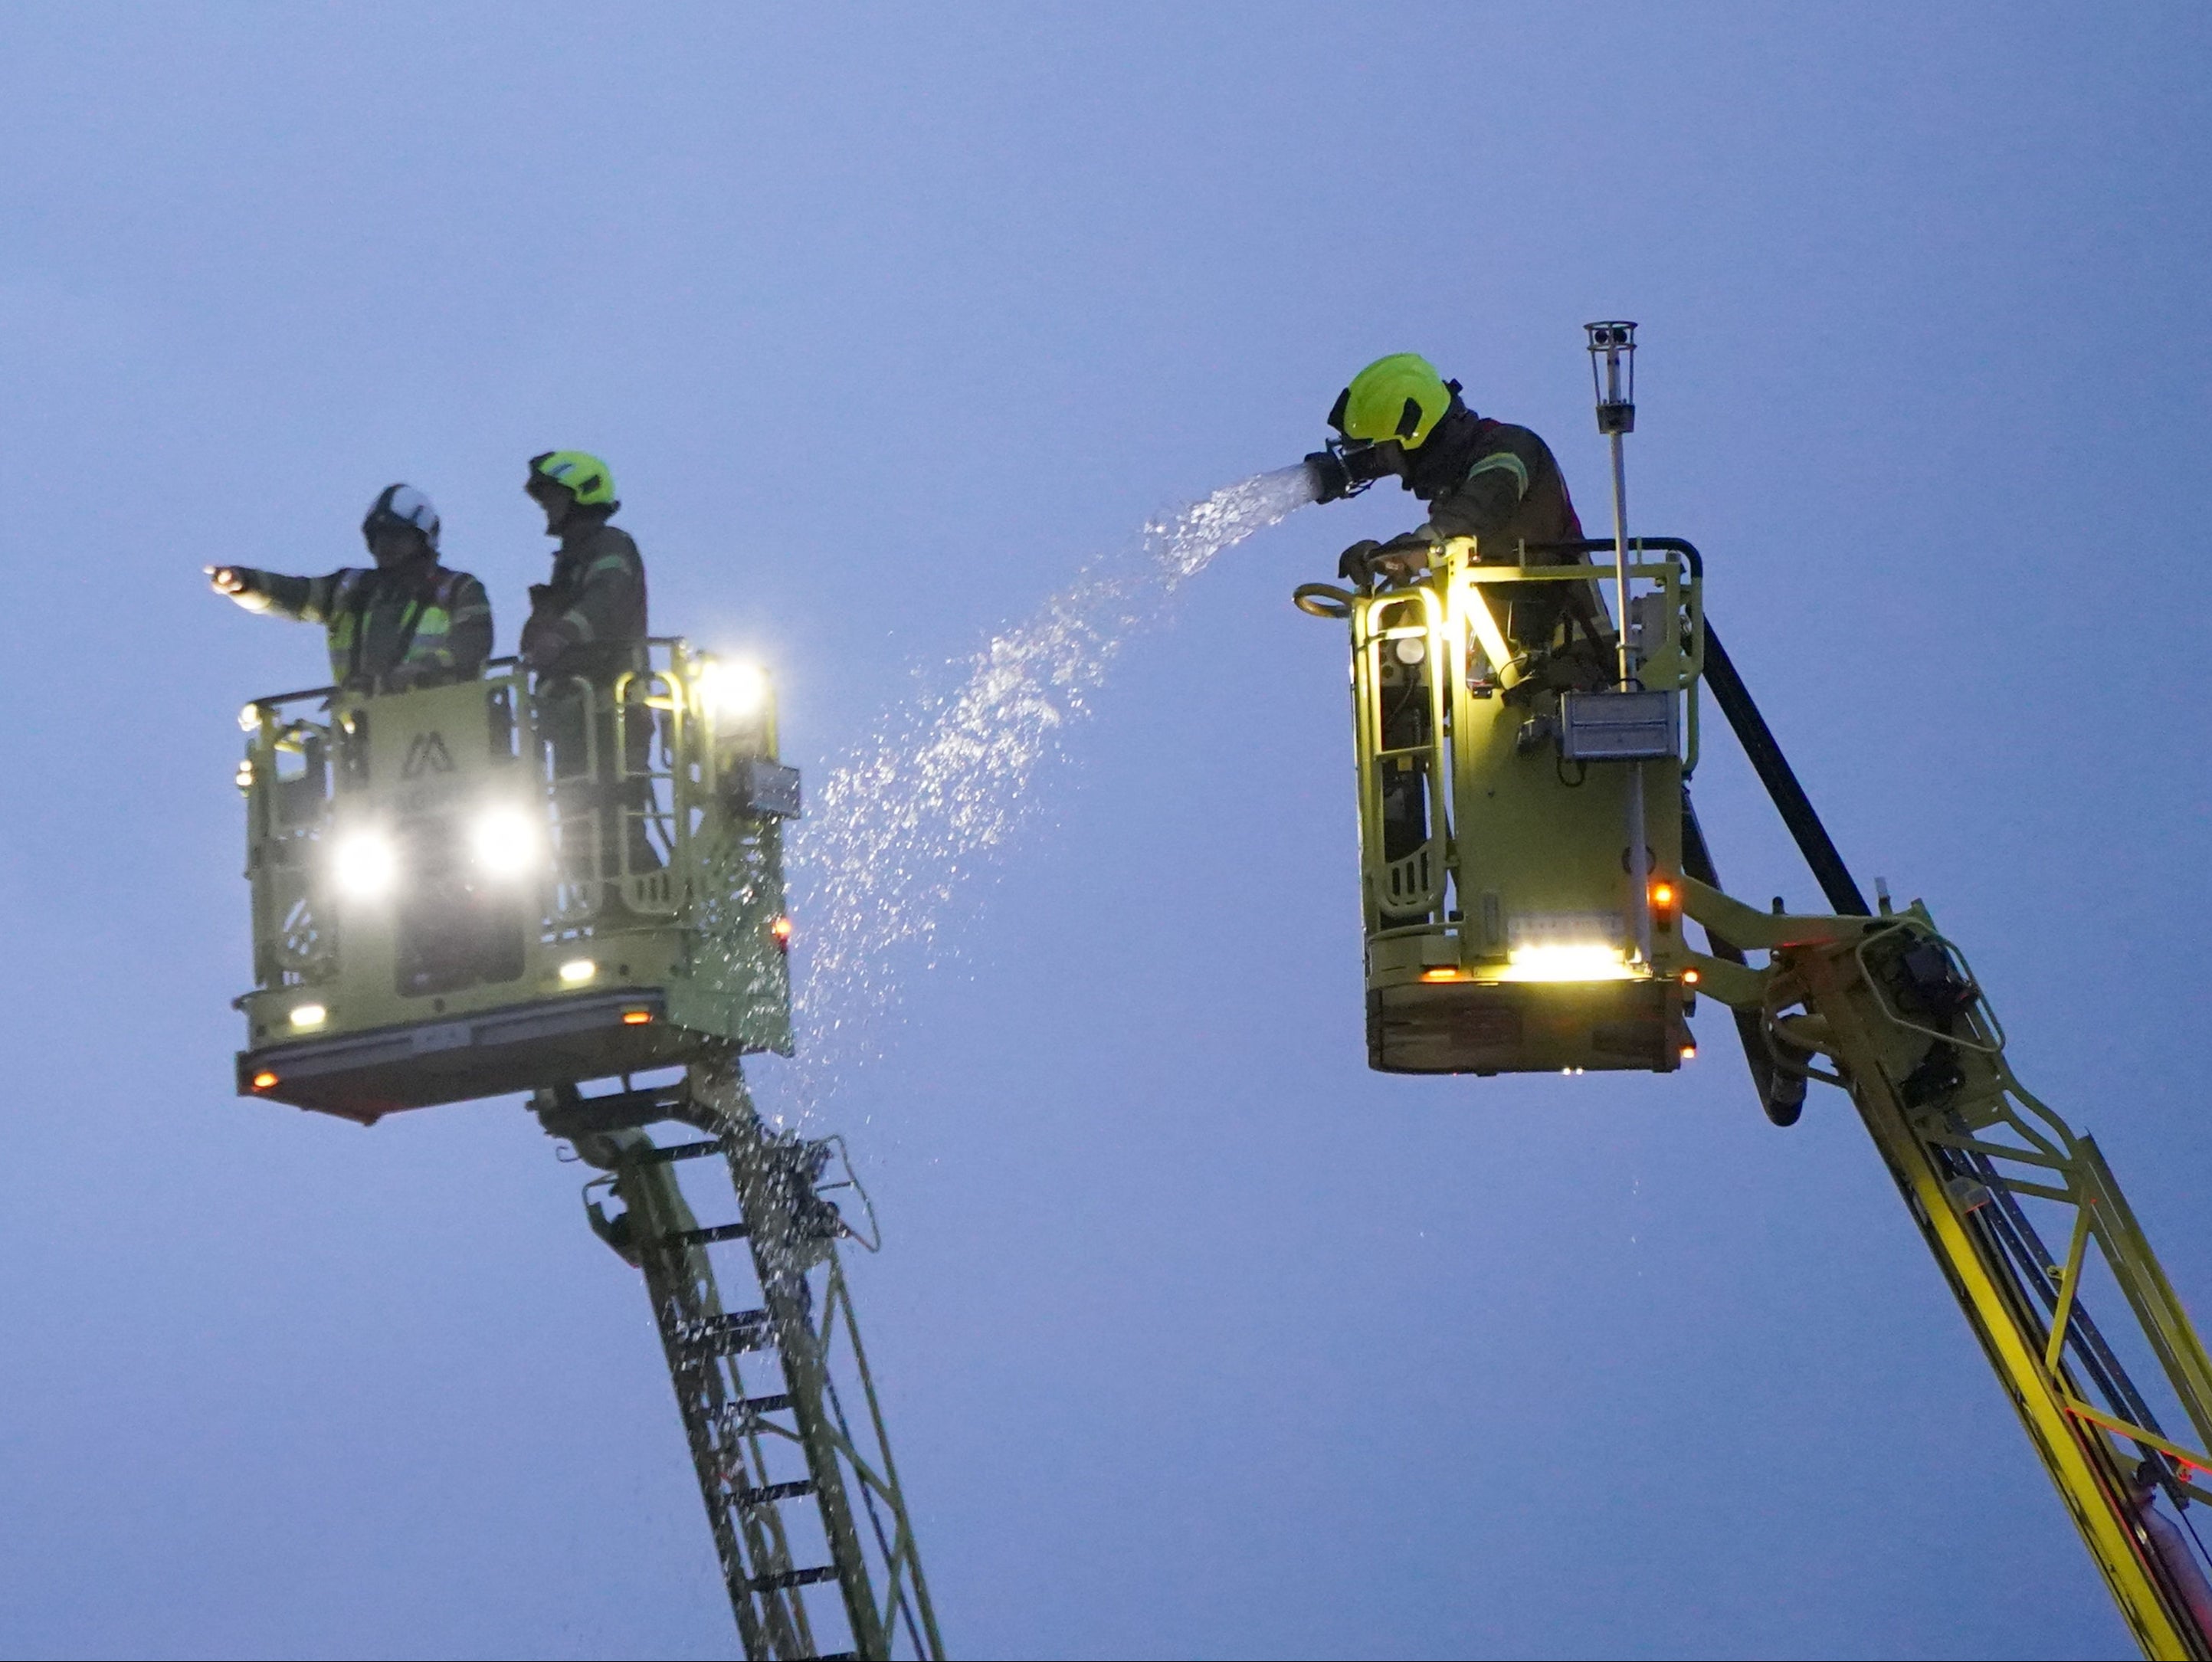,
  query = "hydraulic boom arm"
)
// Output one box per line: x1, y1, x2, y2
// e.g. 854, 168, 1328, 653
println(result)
1689, 634, 2212, 1660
